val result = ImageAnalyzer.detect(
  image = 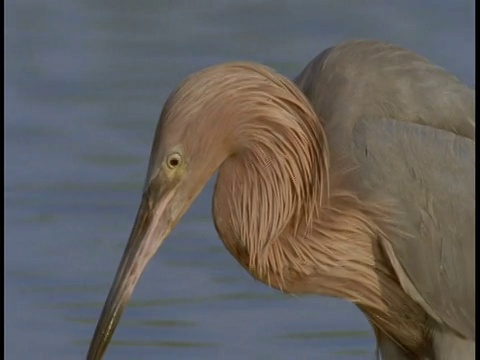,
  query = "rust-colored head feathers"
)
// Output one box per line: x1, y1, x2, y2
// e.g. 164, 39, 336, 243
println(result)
154, 62, 332, 273
156, 62, 330, 203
